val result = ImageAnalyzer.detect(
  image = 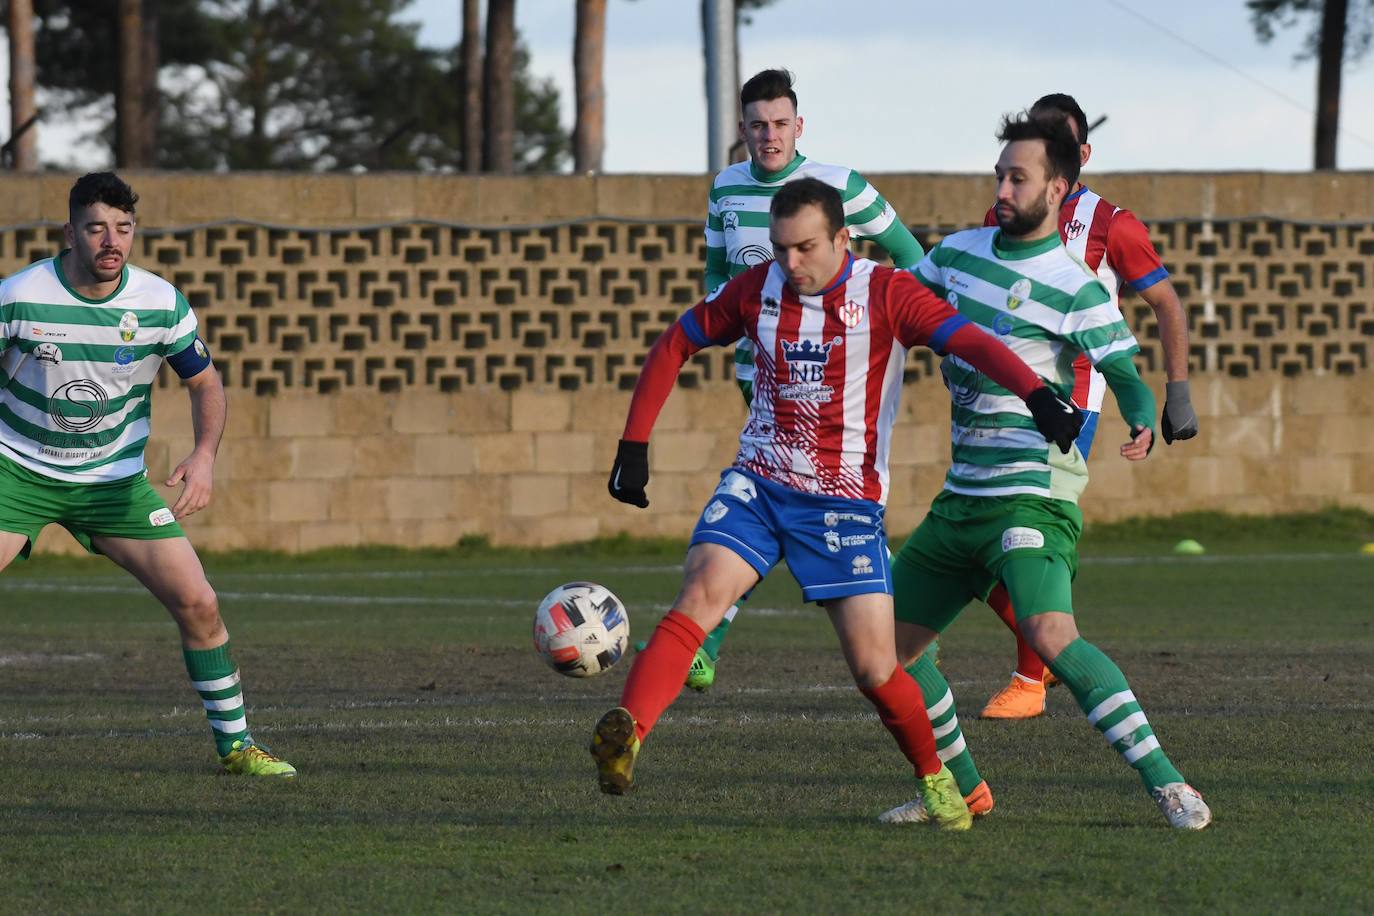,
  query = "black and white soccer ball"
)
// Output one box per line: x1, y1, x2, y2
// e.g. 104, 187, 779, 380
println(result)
532, 581, 630, 678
